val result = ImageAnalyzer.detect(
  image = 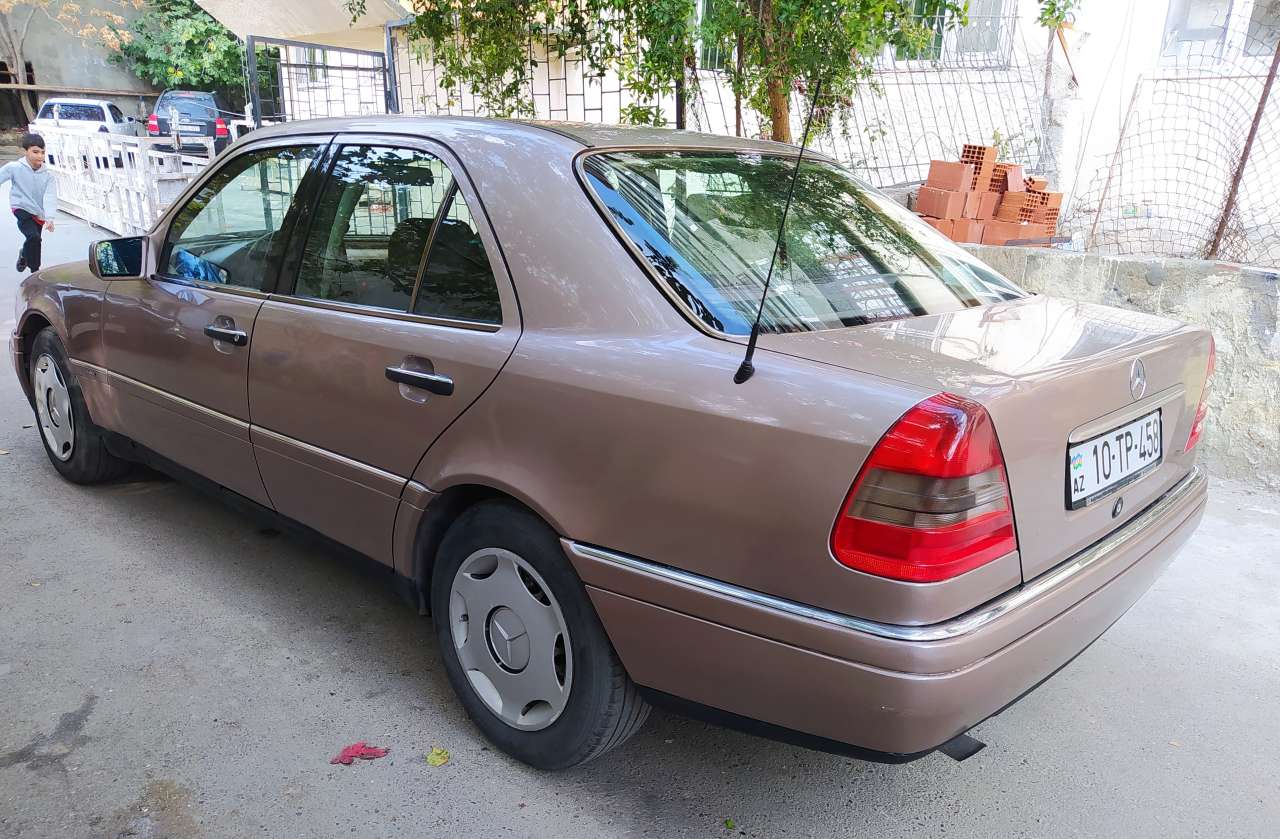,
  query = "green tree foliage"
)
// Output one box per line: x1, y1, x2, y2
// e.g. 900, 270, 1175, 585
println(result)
700, 0, 966, 142
106, 0, 243, 99
393, 0, 700, 125
1035, 0, 1079, 28
354, 0, 1072, 143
